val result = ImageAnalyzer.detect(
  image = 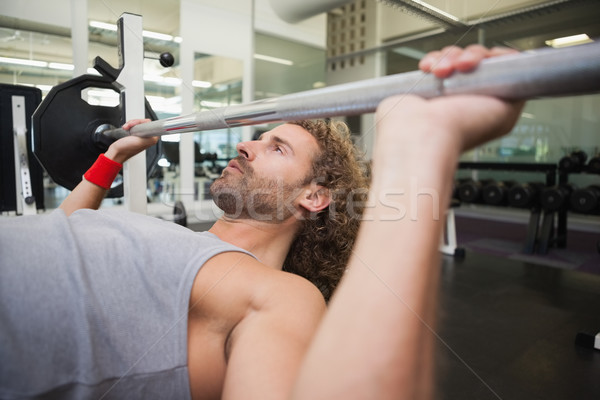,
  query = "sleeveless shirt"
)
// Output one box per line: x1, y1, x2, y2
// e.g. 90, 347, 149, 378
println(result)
0, 209, 252, 399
